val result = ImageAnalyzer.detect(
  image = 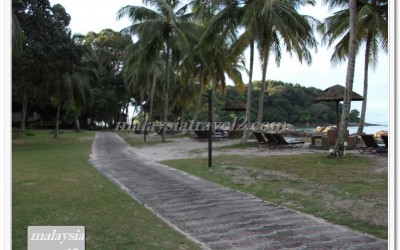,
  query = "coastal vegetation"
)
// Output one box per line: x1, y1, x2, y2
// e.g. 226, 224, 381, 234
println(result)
12, 0, 387, 143
11, 0, 389, 246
